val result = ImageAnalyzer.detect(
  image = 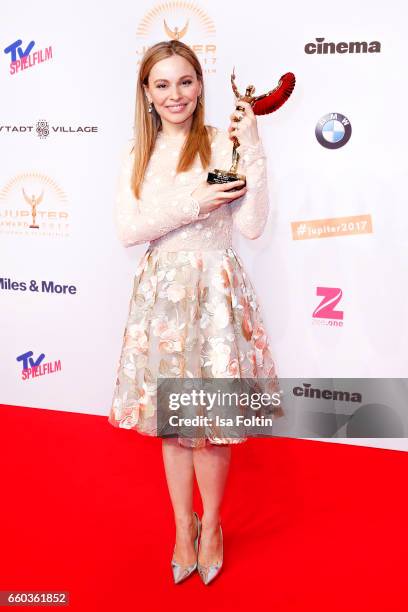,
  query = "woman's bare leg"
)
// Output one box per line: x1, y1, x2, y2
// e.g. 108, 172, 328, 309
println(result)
193, 442, 231, 565
162, 438, 198, 565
